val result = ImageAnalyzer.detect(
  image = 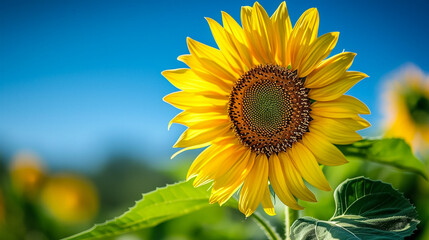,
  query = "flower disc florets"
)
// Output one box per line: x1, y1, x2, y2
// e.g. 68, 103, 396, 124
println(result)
228, 64, 311, 155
